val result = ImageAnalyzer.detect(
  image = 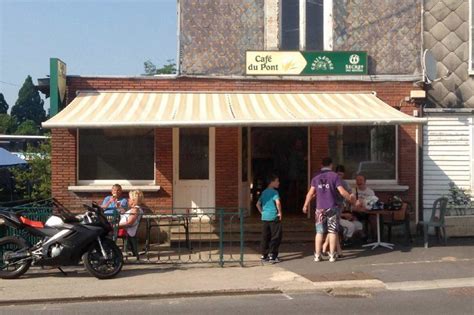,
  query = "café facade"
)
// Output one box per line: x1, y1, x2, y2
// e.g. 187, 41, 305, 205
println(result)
42, 75, 425, 219
42, 0, 427, 221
